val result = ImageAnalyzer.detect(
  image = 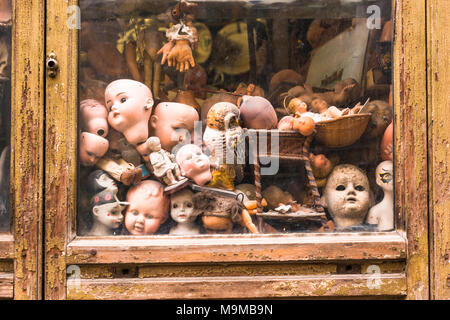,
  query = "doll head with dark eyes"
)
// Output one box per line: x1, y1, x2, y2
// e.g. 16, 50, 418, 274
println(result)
322, 164, 371, 229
